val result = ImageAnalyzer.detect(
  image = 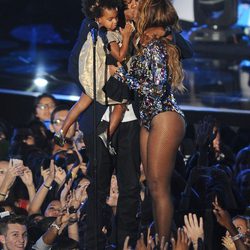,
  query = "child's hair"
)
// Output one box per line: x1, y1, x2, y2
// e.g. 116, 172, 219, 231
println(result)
81, 0, 122, 19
